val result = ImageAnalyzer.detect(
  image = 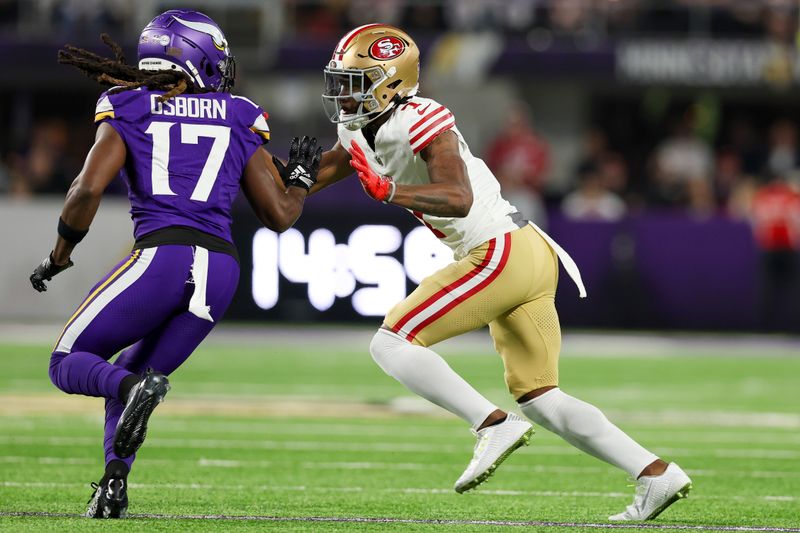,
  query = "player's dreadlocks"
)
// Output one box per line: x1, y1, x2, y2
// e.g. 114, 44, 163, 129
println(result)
58, 33, 212, 102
